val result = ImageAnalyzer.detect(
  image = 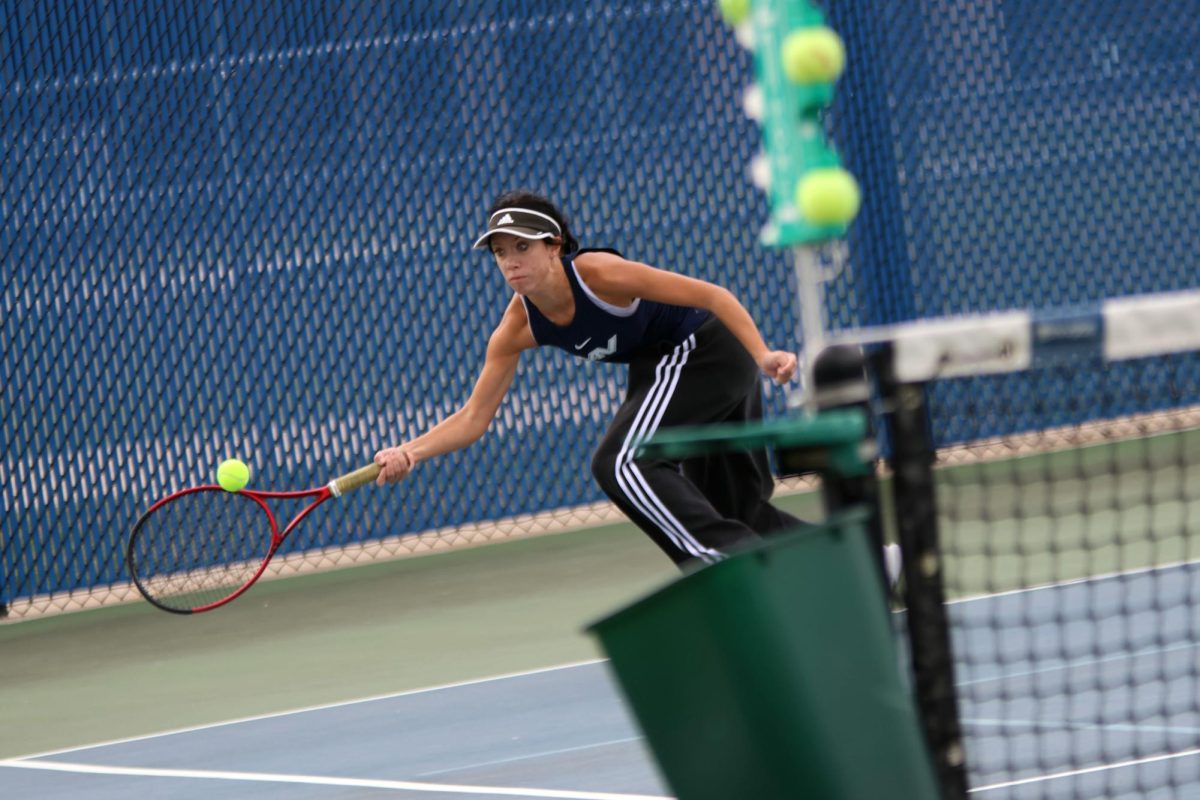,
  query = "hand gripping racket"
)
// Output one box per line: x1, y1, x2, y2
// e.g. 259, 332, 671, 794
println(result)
126, 463, 381, 614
